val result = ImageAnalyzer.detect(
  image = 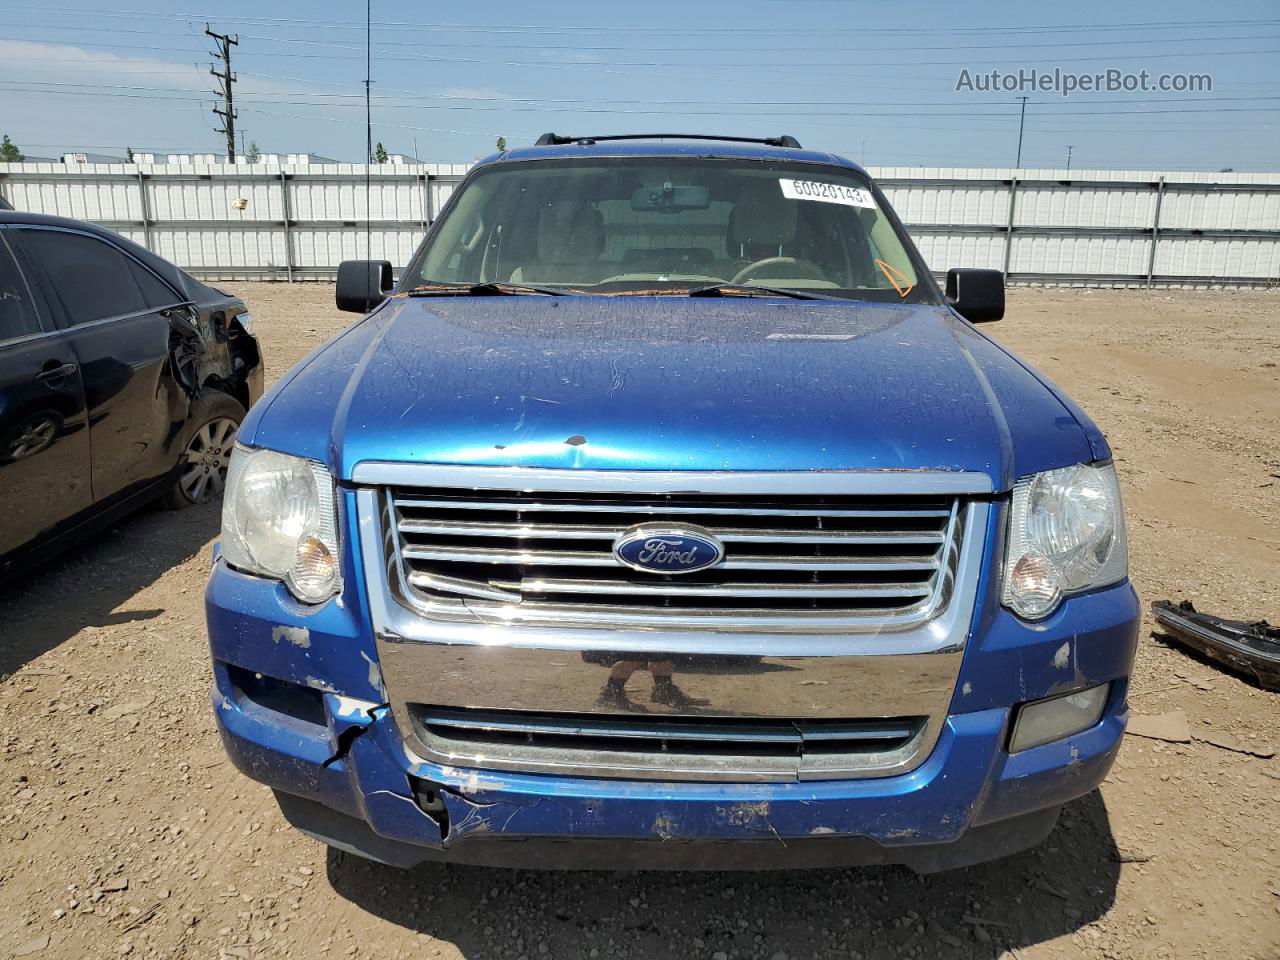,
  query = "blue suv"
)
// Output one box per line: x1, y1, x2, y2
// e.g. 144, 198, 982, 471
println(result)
206, 134, 1138, 871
